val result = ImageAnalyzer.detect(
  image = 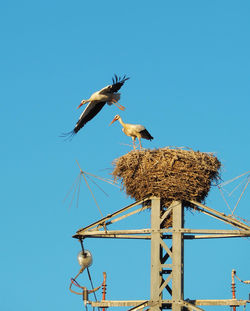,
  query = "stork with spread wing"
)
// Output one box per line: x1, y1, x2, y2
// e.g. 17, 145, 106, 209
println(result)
62, 75, 129, 139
